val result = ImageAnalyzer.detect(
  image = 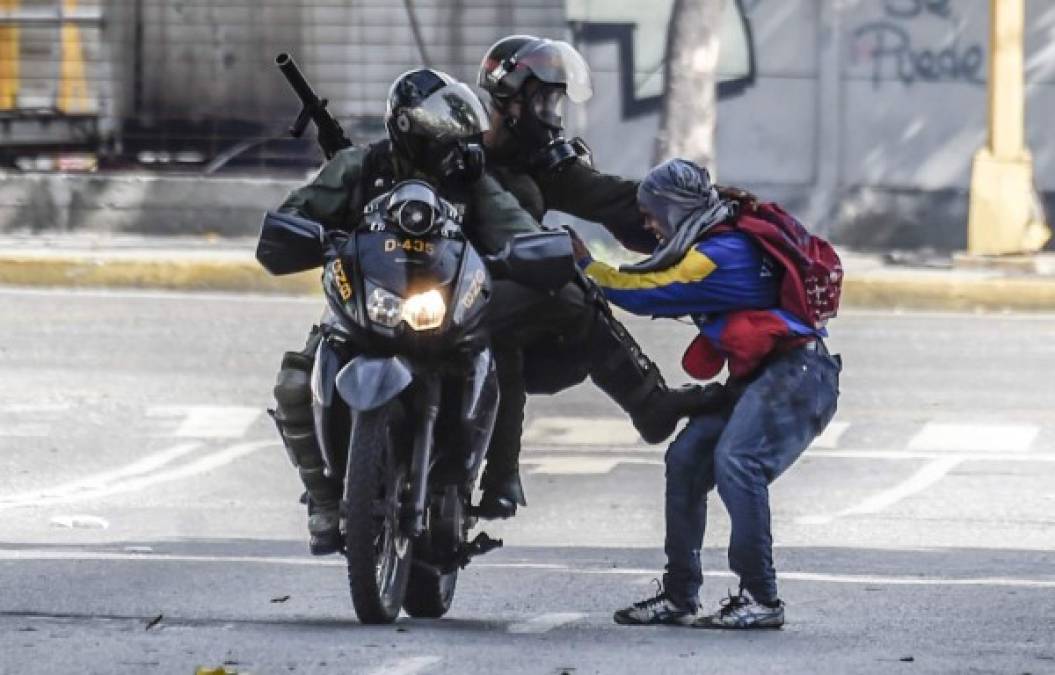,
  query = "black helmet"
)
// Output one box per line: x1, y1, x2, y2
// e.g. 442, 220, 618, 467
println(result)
385, 68, 490, 184
478, 35, 593, 105
477, 36, 593, 171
